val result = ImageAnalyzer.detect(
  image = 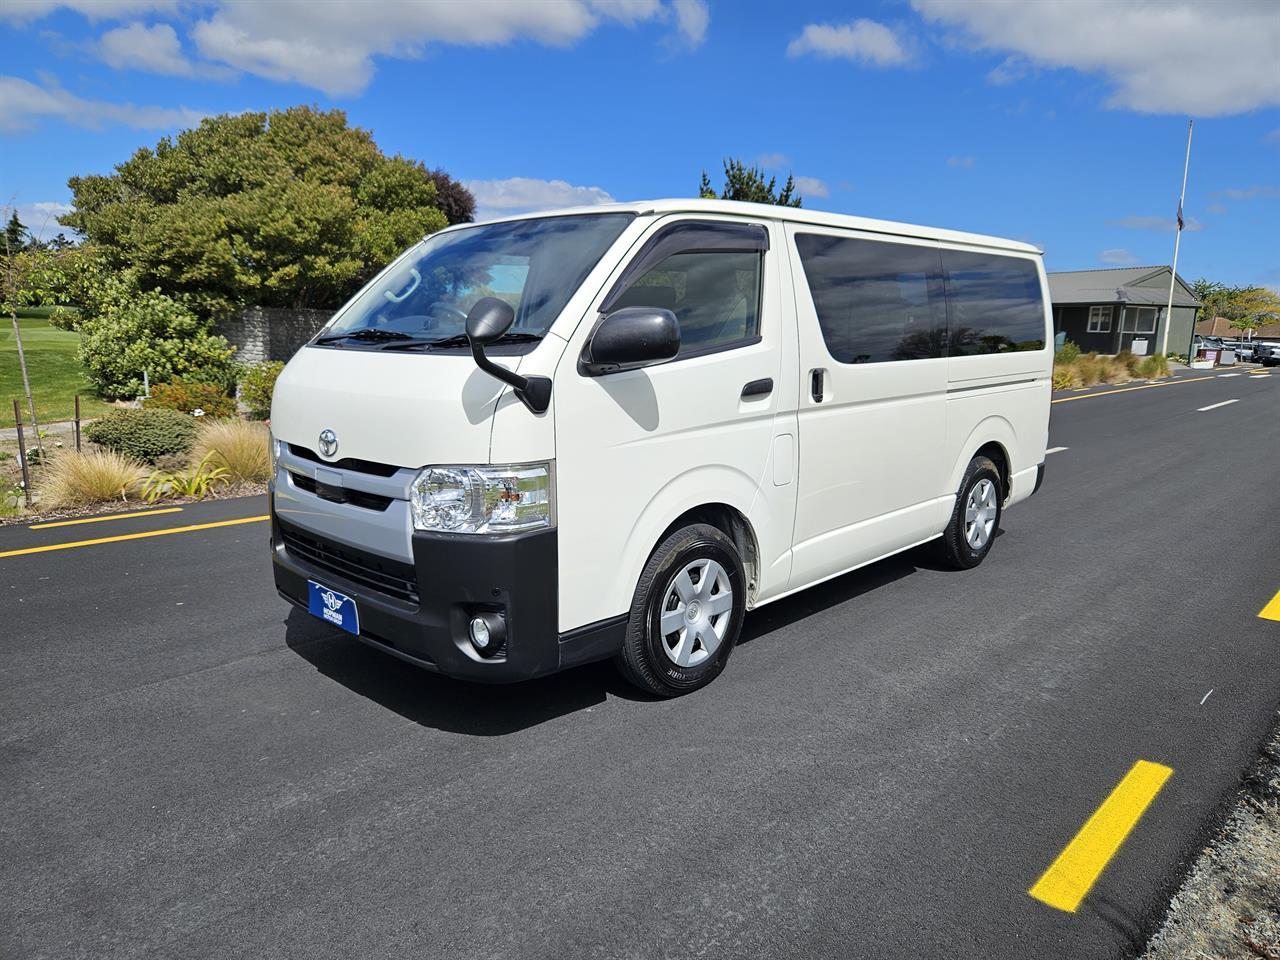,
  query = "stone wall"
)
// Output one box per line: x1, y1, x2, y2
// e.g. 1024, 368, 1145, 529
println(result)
216, 306, 332, 364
